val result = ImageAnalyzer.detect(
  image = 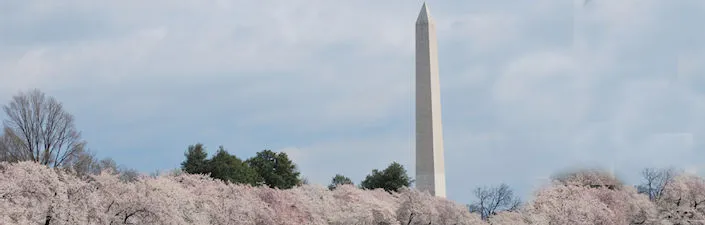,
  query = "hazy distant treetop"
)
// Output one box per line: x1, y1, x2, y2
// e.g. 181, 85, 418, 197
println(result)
551, 168, 623, 189
328, 174, 354, 190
